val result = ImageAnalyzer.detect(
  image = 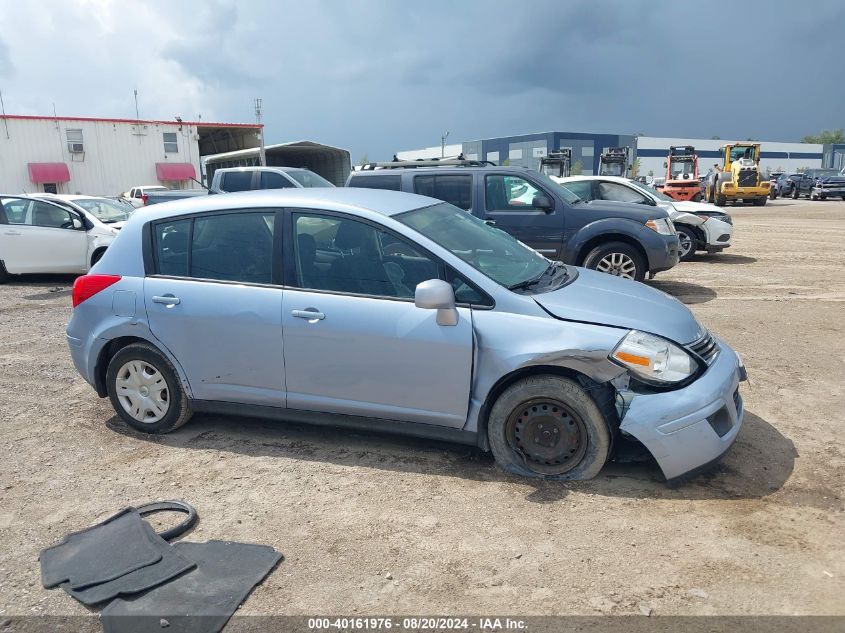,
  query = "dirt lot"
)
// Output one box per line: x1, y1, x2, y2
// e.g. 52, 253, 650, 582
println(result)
1, 198, 843, 619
